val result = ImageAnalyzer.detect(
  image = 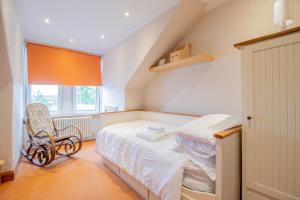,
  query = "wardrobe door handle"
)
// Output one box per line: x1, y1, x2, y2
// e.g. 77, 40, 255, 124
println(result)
247, 116, 252, 120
